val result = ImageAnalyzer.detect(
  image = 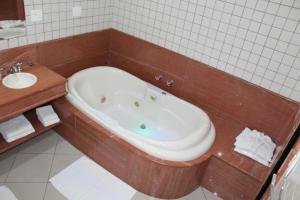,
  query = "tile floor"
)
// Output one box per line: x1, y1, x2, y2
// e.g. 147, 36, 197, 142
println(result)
0, 130, 221, 200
